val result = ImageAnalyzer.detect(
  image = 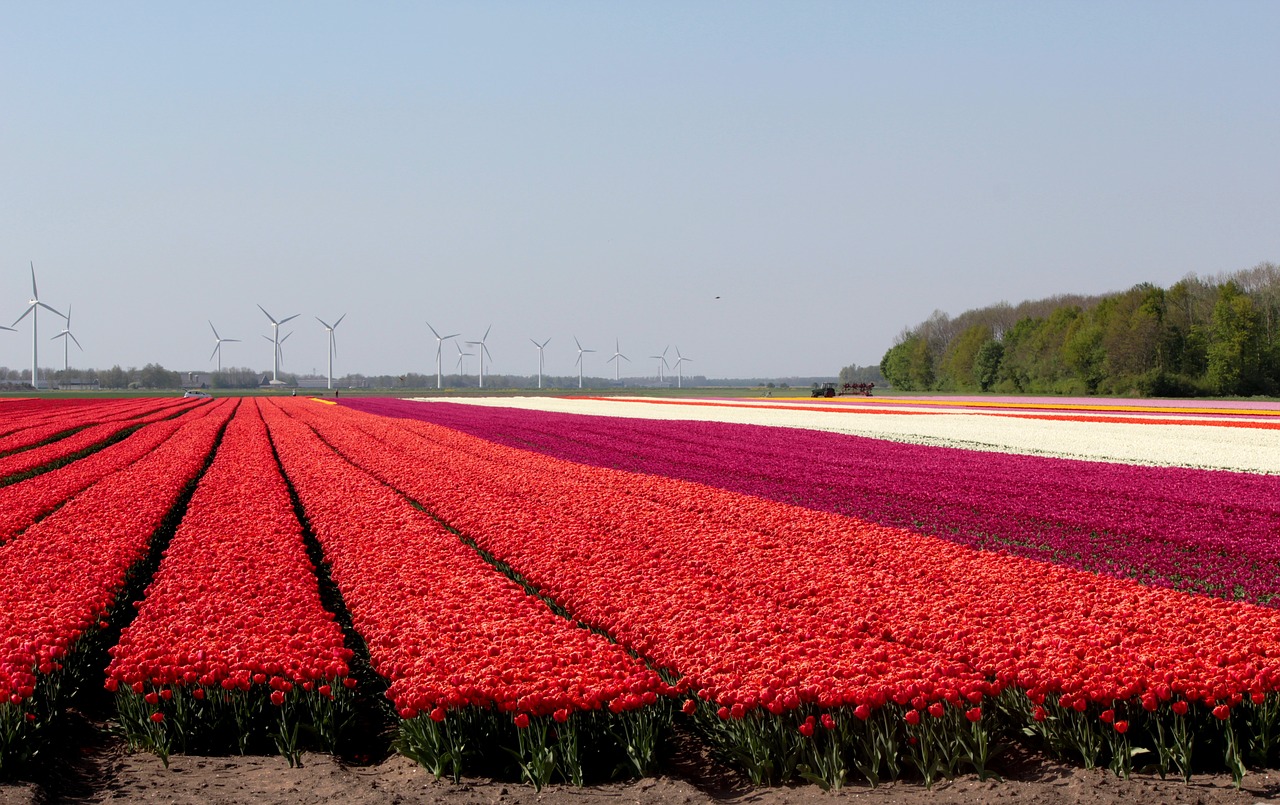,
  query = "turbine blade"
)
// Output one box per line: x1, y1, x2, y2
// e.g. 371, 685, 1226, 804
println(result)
316, 317, 332, 329
279, 313, 300, 325
0, 325, 14, 332
426, 321, 441, 339
210, 320, 220, 339
210, 343, 221, 361
37, 301, 64, 317
263, 334, 274, 342
281, 331, 292, 343
483, 324, 492, 341
574, 335, 583, 351
443, 333, 460, 340
333, 313, 346, 328
12, 306, 34, 327
257, 304, 277, 324
70, 332, 83, 350
225, 338, 241, 343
